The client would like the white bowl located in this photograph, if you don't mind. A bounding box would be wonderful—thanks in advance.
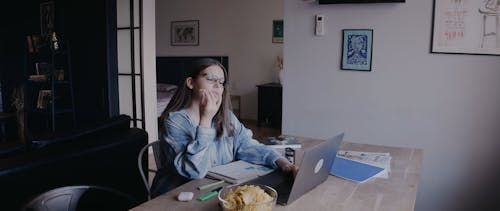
[218,184,277,211]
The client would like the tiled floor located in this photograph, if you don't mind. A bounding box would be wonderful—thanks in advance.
[148,119,280,183]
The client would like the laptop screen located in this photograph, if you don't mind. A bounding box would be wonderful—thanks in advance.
[286,133,344,204]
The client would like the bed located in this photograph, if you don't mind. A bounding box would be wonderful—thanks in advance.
[156,83,177,117]
[156,56,229,117]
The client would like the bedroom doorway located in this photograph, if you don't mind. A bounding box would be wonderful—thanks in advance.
[155,0,284,126]
[116,0,158,143]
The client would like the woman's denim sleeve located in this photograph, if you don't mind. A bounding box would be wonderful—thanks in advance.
[232,114,282,169]
[163,113,214,179]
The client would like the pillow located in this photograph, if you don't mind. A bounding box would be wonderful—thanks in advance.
[157,83,178,92]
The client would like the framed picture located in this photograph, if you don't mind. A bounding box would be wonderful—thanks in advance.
[37,90,52,109]
[171,20,199,46]
[40,1,55,37]
[35,62,52,75]
[272,20,284,43]
[341,29,373,71]
[432,0,500,55]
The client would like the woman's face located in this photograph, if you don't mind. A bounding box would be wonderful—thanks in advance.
[189,65,225,101]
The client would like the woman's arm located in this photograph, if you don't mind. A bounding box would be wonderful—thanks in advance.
[231,113,298,174]
[231,114,282,168]
[163,112,213,179]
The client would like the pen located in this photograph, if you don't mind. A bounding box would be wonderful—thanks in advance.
[197,180,225,190]
[198,187,223,202]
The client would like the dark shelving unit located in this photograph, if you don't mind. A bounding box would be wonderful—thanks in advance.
[23,40,76,137]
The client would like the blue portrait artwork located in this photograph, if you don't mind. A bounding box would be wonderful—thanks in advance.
[347,35,368,65]
[342,29,373,71]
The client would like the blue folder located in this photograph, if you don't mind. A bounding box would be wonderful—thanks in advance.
[330,157,384,183]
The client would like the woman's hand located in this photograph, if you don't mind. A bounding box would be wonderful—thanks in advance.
[275,158,298,178]
[199,89,221,127]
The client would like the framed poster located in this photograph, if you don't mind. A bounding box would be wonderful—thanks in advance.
[40,1,55,37]
[432,0,500,55]
[273,20,283,43]
[171,20,199,46]
[341,29,373,71]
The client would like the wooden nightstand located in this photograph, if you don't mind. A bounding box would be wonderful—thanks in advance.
[257,83,282,128]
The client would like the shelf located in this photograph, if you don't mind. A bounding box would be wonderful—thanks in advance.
[28,48,67,56]
[54,109,74,115]
[31,108,74,115]
[27,79,70,84]
[24,41,76,135]
[52,50,68,55]
[27,79,48,83]
[54,80,70,85]
[25,81,49,88]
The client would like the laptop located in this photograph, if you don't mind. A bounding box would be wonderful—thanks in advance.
[246,133,344,205]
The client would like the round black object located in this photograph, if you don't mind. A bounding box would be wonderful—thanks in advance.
[22,186,138,211]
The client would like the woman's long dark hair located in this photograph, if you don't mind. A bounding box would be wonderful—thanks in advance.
[159,58,232,137]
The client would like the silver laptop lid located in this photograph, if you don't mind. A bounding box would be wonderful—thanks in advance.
[286,133,344,204]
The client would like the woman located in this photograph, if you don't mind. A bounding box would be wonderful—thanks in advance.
[151,58,296,197]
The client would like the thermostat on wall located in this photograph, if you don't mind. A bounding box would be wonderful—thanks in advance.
[315,14,325,36]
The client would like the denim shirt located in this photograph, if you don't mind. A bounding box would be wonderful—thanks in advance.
[162,109,282,179]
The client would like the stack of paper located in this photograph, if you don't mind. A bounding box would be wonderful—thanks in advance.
[206,160,274,184]
[261,136,302,149]
[330,150,392,183]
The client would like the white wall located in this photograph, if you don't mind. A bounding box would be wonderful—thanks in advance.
[117,0,158,142]
[284,1,500,211]
[156,0,283,120]
[142,0,158,142]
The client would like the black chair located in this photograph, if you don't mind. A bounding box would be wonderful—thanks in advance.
[22,185,138,211]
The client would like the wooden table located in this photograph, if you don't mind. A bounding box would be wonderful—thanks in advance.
[131,138,423,211]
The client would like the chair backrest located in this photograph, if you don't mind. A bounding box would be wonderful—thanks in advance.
[137,140,162,200]
[21,185,137,211]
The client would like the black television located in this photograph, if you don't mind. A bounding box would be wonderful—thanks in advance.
[319,0,404,4]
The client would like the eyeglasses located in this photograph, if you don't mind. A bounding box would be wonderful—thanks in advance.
[201,73,226,87]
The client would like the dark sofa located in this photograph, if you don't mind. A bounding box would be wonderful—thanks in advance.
[0,115,148,210]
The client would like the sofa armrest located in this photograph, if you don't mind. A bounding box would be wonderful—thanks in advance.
[30,115,131,149]
[0,128,148,210]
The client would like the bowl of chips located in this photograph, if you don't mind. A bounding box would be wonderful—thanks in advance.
[218,184,277,211]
